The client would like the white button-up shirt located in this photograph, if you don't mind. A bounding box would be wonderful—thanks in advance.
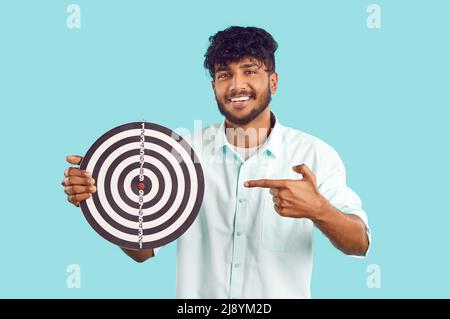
[168,115,369,298]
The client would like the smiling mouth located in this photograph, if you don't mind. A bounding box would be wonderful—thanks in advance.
[229,95,251,102]
[227,95,255,106]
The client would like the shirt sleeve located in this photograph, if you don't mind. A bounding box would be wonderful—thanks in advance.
[153,247,162,256]
[316,143,371,257]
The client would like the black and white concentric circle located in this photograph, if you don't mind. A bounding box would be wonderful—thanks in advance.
[79,122,204,249]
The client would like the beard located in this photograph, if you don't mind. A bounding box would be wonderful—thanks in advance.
[216,84,272,126]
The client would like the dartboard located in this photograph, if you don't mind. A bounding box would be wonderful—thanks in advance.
[79,122,204,250]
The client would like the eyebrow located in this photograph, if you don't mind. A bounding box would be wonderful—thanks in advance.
[215,65,230,72]
[239,63,260,69]
[215,63,260,73]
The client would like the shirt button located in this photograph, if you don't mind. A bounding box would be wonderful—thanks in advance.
[237,232,242,236]
[234,263,240,268]
[238,198,246,203]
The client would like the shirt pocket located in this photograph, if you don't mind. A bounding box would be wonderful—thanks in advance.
[260,195,313,252]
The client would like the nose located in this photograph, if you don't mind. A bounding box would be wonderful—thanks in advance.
[229,72,247,92]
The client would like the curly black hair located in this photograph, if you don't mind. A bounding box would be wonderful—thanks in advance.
[204,26,278,78]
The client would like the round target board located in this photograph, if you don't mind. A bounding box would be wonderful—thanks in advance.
[79,122,204,250]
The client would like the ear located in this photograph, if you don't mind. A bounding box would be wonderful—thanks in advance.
[269,72,278,94]
[211,80,215,90]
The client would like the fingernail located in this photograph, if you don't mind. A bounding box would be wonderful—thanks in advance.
[90,178,95,185]
[84,171,91,177]
[90,186,97,192]
[244,182,249,187]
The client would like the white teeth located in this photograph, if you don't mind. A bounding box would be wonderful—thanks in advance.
[231,96,250,102]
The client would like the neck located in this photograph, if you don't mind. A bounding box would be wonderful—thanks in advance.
[225,107,272,148]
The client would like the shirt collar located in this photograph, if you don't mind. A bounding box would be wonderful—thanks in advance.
[213,112,284,158]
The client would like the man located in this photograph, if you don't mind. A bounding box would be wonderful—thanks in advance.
[62,26,370,298]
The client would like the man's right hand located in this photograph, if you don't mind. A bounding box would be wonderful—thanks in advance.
[62,155,154,261]
[62,155,97,207]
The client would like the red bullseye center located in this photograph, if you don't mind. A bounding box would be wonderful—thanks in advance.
[138,182,145,190]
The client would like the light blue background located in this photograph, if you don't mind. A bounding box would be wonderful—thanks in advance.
[1,0,449,298]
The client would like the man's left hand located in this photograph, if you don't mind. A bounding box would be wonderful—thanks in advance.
[244,164,326,220]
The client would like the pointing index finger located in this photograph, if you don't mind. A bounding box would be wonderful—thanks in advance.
[244,179,287,189]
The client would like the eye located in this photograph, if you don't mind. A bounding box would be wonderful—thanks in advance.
[244,70,257,75]
[217,73,231,79]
